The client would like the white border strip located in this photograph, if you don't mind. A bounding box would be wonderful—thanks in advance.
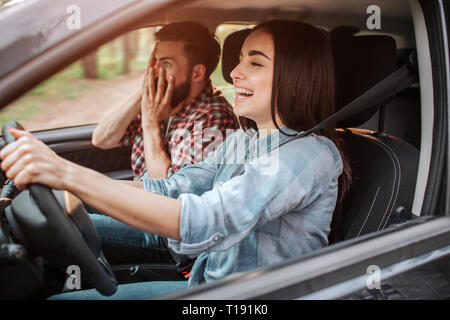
[409,0,435,216]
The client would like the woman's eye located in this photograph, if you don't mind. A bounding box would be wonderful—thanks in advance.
[163,62,171,68]
[251,62,262,67]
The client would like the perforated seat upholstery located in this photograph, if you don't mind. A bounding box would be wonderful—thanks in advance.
[337,129,418,240]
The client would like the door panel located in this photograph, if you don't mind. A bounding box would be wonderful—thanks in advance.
[0,124,133,182]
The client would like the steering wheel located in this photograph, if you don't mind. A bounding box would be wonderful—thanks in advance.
[1,121,117,296]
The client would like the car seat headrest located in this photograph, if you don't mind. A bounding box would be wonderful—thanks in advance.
[331,26,397,127]
[222,29,252,84]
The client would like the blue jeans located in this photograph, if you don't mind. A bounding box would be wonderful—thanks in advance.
[49,281,189,300]
[89,212,173,264]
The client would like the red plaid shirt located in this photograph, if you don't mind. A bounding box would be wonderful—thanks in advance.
[120,84,239,180]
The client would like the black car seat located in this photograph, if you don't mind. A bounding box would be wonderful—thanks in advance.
[221,27,420,243]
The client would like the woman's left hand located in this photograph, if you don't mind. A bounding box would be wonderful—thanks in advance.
[0,128,69,190]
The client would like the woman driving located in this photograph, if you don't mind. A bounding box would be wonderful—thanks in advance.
[0,20,351,299]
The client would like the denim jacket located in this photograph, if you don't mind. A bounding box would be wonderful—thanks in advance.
[142,127,343,287]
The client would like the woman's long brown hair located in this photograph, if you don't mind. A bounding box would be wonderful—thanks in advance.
[239,20,352,243]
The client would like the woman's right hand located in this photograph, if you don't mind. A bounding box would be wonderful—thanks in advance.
[0,128,71,190]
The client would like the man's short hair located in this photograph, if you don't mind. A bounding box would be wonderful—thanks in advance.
[155,21,221,78]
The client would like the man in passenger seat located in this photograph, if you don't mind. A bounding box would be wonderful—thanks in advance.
[90,21,239,265]
[92,21,238,181]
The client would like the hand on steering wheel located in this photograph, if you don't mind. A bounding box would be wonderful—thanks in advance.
[0,125,67,190]
[0,121,118,296]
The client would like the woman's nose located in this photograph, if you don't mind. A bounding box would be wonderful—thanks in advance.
[230,61,244,81]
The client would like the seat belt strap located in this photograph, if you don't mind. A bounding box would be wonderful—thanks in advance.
[291,51,419,141]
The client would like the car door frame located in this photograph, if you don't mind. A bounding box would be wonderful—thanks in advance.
[162,216,450,299]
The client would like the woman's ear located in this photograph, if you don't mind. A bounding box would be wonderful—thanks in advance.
[191,64,206,83]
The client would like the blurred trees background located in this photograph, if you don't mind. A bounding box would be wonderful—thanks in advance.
[81,29,149,79]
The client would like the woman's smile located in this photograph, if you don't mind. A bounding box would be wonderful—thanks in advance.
[234,86,254,102]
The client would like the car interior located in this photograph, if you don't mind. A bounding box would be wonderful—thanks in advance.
[0,0,440,299]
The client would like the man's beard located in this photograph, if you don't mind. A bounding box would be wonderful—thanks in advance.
[170,79,191,108]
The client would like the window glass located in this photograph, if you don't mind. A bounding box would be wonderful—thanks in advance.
[0,27,157,132]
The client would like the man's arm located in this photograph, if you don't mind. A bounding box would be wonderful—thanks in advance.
[91,87,141,149]
[142,122,172,179]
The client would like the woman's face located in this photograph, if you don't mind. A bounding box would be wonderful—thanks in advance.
[230,29,275,128]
